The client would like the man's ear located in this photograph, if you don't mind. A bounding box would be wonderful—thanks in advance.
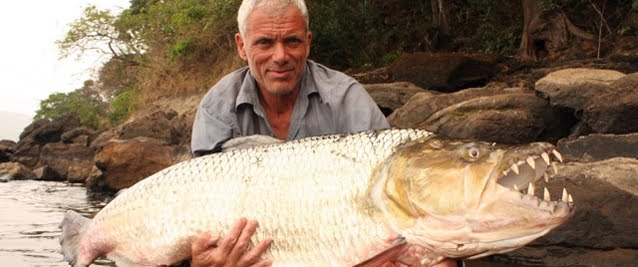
[235,33,247,60]
[306,31,313,57]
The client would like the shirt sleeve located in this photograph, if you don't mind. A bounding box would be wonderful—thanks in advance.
[338,82,390,132]
[190,104,234,157]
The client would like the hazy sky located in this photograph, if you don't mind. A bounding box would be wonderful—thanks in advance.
[0,0,130,117]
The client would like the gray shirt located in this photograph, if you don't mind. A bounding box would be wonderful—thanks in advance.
[191,60,389,156]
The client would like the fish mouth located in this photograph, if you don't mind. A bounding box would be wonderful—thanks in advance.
[495,148,574,212]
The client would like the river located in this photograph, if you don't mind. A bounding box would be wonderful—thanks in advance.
[0,180,113,266]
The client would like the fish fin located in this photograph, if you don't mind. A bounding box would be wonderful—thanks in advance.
[107,252,162,267]
[221,134,282,152]
[353,238,408,267]
[59,210,92,267]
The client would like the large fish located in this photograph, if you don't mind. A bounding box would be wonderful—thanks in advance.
[59,128,573,267]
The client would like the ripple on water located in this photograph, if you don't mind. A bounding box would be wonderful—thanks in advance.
[0,180,111,266]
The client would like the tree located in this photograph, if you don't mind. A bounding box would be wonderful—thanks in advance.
[35,80,107,129]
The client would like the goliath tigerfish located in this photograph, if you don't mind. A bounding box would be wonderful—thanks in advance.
[59,128,573,267]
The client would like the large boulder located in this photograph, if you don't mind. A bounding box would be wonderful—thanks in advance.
[584,72,638,134]
[489,158,638,266]
[388,52,498,92]
[558,133,638,162]
[0,162,36,180]
[117,109,180,145]
[389,87,571,144]
[535,68,625,113]
[0,140,16,163]
[92,137,185,191]
[363,82,430,116]
[38,142,94,182]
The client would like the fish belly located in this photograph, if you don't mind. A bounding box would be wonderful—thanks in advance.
[85,129,431,266]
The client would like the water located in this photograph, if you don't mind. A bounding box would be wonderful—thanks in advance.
[0,180,112,266]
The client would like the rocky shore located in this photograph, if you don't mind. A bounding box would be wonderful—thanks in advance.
[1,53,637,266]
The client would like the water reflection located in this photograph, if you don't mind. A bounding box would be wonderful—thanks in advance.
[0,180,112,266]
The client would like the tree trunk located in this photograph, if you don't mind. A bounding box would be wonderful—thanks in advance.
[431,0,452,49]
[519,0,540,60]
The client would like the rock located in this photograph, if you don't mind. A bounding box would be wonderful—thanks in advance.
[584,72,638,134]
[388,52,499,92]
[67,164,93,183]
[170,110,196,147]
[544,158,638,248]
[33,165,61,181]
[38,142,94,181]
[558,133,638,162]
[363,82,430,116]
[389,87,571,144]
[12,115,82,168]
[485,246,638,267]
[0,162,36,180]
[118,109,180,145]
[0,175,8,182]
[535,68,625,113]
[389,87,521,128]
[93,137,182,191]
[0,140,16,163]
[61,127,96,144]
[90,129,116,153]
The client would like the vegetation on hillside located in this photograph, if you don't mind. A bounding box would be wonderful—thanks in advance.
[35,0,638,129]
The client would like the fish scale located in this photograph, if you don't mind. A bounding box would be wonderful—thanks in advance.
[71,129,429,266]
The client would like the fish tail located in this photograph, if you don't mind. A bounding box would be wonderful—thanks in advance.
[59,210,91,267]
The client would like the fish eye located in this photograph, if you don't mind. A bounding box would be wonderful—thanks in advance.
[468,147,480,158]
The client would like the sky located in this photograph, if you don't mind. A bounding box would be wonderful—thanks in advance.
[0,1,130,140]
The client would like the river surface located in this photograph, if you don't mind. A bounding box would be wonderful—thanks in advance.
[0,180,113,266]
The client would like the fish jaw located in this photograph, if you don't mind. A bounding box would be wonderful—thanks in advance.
[370,137,575,262]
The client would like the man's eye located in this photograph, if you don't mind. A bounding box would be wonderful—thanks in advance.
[256,39,272,45]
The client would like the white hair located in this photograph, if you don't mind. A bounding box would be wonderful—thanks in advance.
[237,0,309,38]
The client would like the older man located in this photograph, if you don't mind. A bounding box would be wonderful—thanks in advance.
[190,0,457,266]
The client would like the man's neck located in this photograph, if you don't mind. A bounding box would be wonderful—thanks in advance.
[259,87,300,140]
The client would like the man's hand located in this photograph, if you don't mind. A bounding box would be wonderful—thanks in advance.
[191,218,273,267]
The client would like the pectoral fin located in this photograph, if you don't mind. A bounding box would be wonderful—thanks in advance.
[353,238,408,267]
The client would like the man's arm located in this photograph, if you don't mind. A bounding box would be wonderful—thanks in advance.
[338,82,390,132]
[191,104,235,157]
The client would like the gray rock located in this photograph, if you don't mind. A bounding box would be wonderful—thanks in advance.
[535,68,625,113]
[363,82,430,116]
[0,162,36,180]
[117,110,180,145]
[584,72,638,134]
[558,133,638,162]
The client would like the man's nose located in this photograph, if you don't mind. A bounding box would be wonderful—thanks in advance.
[272,42,288,64]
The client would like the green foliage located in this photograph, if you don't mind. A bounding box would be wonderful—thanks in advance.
[35,81,106,129]
[633,0,638,10]
[108,90,139,124]
[462,0,522,54]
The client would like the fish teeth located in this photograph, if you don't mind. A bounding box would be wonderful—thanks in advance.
[541,152,551,165]
[543,188,551,201]
[551,162,558,174]
[511,163,520,175]
[514,184,519,191]
[543,173,550,183]
[562,188,569,202]
[568,194,574,203]
[528,182,535,196]
[552,150,563,163]
[526,157,536,169]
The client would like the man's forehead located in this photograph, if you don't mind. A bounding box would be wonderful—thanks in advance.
[245,6,307,36]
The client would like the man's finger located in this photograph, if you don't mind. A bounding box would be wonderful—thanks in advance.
[227,219,259,264]
[241,238,273,265]
[217,217,248,255]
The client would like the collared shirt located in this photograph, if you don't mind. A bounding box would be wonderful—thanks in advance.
[191,60,389,156]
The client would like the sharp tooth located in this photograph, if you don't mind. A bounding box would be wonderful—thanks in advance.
[503,170,508,176]
[543,173,550,183]
[552,150,564,163]
[551,162,558,174]
[541,152,551,165]
[526,157,536,169]
[568,194,574,203]
[562,188,569,202]
[511,164,520,174]
[514,184,519,191]
[528,182,535,196]
[544,188,551,201]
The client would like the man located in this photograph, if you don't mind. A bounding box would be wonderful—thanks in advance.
[190,0,457,266]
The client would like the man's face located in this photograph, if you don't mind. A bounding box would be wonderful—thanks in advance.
[235,5,312,96]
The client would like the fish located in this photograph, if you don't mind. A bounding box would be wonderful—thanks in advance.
[59,128,573,267]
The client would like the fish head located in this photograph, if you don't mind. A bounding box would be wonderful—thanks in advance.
[377,136,573,260]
